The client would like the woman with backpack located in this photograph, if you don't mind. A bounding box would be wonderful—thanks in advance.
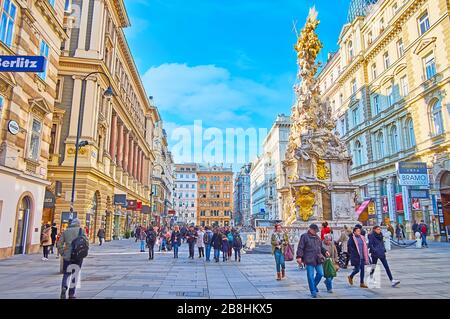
[171,225,182,258]
[227,229,234,259]
[40,224,52,261]
[211,228,223,262]
[233,230,243,262]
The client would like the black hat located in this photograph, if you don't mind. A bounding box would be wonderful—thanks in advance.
[309,224,319,232]
[355,224,363,229]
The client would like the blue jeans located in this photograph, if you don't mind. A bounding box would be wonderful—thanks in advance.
[205,244,212,261]
[173,243,179,258]
[350,259,366,284]
[214,248,220,261]
[140,240,145,251]
[274,248,285,272]
[306,264,324,295]
[234,248,241,260]
[324,277,333,291]
[422,234,428,247]
[61,259,83,297]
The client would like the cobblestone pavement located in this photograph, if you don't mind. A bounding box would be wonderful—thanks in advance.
[0,239,449,299]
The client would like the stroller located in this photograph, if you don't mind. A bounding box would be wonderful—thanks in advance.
[336,241,348,269]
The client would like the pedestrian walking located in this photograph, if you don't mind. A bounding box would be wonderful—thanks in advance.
[368,225,400,287]
[139,227,147,252]
[419,220,429,248]
[211,228,222,262]
[40,224,52,261]
[347,226,370,288]
[338,226,350,268]
[97,227,105,246]
[204,226,213,262]
[146,227,157,260]
[271,224,289,281]
[57,218,89,299]
[197,227,205,258]
[395,224,405,244]
[322,234,339,293]
[222,231,229,262]
[181,226,187,243]
[50,223,58,255]
[412,220,419,236]
[171,225,182,258]
[186,225,197,259]
[233,230,243,262]
[135,225,141,243]
[320,221,332,240]
[296,224,328,298]
[227,229,234,258]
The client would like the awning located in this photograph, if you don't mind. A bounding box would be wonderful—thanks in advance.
[355,200,371,216]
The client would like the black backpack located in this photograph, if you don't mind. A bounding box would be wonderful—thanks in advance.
[146,231,156,243]
[70,228,89,262]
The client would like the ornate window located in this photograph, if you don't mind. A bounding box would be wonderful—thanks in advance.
[397,39,404,57]
[0,0,16,47]
[376,132,385,159]
[418,11,430,35]
[354,140,363,166]
[383,52,390,69]
[348,41,354,61]
[28,118,43,161]
[390,125,399,154]
[431,99,444,135]
[38,40,50,80]
[373,94,380,115]
[424,53,436,80]
[371,63,377,80]
[405,118,415,148]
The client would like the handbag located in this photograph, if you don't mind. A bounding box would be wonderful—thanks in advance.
[284,244,294,261]
[323,258,337,278]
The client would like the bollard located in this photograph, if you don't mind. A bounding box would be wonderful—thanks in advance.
[383,230,391,251]
[59,255,64,274]
[415,232,422,248]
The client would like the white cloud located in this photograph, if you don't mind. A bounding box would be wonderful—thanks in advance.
[142,63,292,128]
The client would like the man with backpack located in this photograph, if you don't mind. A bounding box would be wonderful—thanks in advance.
[204,226,213,262]
[186,225,198,259]
[419,220,429,248]
[146,226,157,260]
[227,229,234,259]
[233,230,243,262]
[57,218,89,299]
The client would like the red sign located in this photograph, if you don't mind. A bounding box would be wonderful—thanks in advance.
[168,210,176,215]
[136,201,142,211]
[395,194,403,211]
[127,200,136,210]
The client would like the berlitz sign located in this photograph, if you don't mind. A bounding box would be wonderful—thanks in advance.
[0,56,46,72]
[396,162,429,187]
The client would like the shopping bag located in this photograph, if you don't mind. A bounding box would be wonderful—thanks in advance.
[284,244,294,261]
[323,258,337,278]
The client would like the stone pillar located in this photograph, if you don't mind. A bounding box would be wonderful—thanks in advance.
[109,113,117,162]
[133,143,139,179]
[136,149,141,183]
[68,77,83,138]
[387,176,396,223]
[117,122,124,168]
[123,130,129,174]
[140,152,145,183]
[129,139,135,179]
[128,137,133,174]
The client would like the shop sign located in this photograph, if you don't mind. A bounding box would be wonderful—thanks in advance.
[127,200,137,210]
[382,196,389,213]
[368,201,375,215]
[0,55,46,72]
[396,162,429,186]
[113,194,127,206]
[142,205,150,214]
[136,201,142,211]
[43,190,55,208]
[409,189,430,199]
[61,212,77,224]
[395,194,403,211]
[7,120,20,135]
[412,198,421,210]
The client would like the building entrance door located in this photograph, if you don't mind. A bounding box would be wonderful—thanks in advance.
[15,197,31,255]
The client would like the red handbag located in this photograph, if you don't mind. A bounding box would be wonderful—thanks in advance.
[284,244,294,261]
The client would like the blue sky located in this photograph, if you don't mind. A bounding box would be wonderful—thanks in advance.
[123,0,349,166]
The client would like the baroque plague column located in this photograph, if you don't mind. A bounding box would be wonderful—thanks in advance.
[280,8,358,228]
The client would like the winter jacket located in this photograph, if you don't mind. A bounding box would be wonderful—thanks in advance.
[196,231,205,248]
[233,233,243,249]
[322,241,339,264]
[211,232,223,249]
[146,230,157,244]
[222,236,229,251]
[171,231,182,246]
[139,230,147,241]
[51,226,58,242]
[41,227,52,246]
[57,220,89,261]
[204,230,213,245]
[296,231,327,266]
[338,230,350,253]
[368,232,386,259]
[97,229,105,238]
[348,234,370,266]
[271,231,289,255]
[186,230,197,243]
[320,226,331,240]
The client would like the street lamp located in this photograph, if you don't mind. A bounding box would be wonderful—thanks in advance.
[70,71,114,215]
[149,163,165,226]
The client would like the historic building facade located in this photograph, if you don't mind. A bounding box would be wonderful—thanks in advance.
[233,163,251,226]
[0,0,66,258]
[197,164,233,227]
[317,0,450,239]
[47,0,158,242]
[250,114,291,224]
[174,163,198,225]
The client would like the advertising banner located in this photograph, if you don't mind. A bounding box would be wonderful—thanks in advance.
[396,162,429,186]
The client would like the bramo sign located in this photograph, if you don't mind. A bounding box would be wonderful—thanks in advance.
[396,162,429,187]
[0,56,46,73]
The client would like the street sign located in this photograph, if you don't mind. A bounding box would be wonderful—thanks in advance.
[409,189,430,199]
[396,162,429,186]
[0,55,46,72]
[7,120,20,135]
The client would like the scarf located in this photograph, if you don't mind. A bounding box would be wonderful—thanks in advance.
[354,235,369,264]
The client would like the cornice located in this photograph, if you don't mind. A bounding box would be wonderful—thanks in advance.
[34,0,68,41]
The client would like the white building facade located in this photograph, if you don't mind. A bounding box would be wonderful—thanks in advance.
[174,164,198,225]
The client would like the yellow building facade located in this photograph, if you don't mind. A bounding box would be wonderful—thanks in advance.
[47,0,158,242]
[197,165,233,227]
[317,0,450,239]
[0,0,66,258]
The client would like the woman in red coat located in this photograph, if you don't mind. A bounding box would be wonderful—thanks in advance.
[320,222,331,240]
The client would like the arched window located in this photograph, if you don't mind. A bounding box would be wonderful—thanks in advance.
[376,132,385,159]
[354,140,362,166]
[405,118,416,148]
[390,125,399,153]
[431,100,444,135]
[348,41,354,60]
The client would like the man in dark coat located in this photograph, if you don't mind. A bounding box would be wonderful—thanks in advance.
[185,226,198,259]
[146,227,157,260]
[211,228,223,262]
[368,226,400,287]
[50,223,58,254]
[296,224,329,298]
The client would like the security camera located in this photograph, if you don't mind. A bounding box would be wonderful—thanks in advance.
[78,141,89,148]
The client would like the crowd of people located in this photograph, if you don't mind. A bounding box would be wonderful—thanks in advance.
[132,224,244,262]
[271,222,402,298]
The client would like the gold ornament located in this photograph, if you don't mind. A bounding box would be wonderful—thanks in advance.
[295,186,315,221]
[316,159,329,180]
